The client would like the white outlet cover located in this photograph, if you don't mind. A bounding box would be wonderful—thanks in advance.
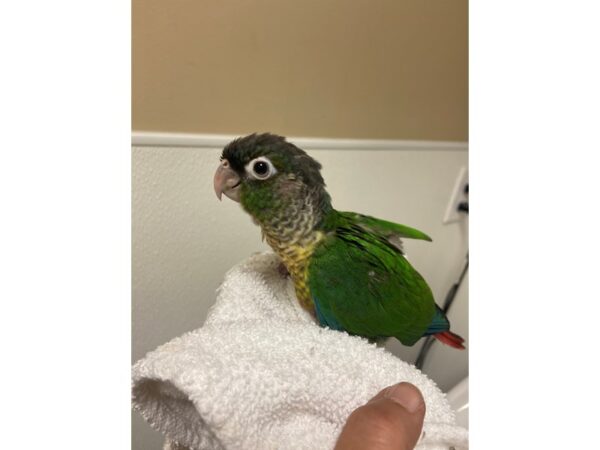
[443,167,468,224]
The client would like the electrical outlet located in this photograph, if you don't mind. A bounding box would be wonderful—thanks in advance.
[443,167,468,224]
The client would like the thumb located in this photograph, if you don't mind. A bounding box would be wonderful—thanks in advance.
[335,382,426,450]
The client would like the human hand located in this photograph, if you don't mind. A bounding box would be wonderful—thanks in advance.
[335,382,425,450]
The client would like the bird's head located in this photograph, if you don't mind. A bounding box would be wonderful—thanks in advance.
[214,133,331,228]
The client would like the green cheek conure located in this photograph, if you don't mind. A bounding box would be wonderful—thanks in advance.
[213,133,465,349]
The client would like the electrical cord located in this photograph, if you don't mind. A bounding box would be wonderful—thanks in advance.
[414,253,468,370]
[415,186,468,370]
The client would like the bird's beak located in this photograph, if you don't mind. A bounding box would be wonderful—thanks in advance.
[214,159,241,202]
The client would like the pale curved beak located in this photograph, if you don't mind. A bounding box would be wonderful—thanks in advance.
[214,159,241,202]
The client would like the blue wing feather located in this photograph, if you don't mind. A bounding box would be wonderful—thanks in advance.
[424,307,450,335]
[313,295,345,331]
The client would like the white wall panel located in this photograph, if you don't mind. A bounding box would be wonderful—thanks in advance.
[132,136,468,449]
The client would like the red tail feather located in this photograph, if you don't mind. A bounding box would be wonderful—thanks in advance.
[434,331,465,349]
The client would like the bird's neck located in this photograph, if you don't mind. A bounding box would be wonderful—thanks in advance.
[259,186,332,246]
[261,201,329,255]
[259,189,332,308]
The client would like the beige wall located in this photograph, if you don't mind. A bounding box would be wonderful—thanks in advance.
[133,0,467,141]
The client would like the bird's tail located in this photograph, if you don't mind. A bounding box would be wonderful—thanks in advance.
[434,330,466,349]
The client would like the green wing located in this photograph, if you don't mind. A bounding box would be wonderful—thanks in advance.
[338,211,432,243]
[308,213,436,346]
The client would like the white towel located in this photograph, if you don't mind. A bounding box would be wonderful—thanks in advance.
[132,252,468,450]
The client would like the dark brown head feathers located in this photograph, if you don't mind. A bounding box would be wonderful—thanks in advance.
[221,133,325,187]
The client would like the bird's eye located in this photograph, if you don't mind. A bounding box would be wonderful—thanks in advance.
[246,157,276,180]
[254,161,268,176]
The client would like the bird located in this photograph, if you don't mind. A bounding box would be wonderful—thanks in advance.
[213,133,464,349]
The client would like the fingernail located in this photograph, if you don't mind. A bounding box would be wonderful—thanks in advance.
[383,382,425,414]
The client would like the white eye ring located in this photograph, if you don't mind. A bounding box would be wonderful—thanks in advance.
[246,157,277,180]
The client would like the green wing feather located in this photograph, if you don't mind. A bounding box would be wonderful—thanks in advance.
[308,212,436,346]
[338,211,432,242]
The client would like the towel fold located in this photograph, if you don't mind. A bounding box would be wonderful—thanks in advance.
[132,252,468,450]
